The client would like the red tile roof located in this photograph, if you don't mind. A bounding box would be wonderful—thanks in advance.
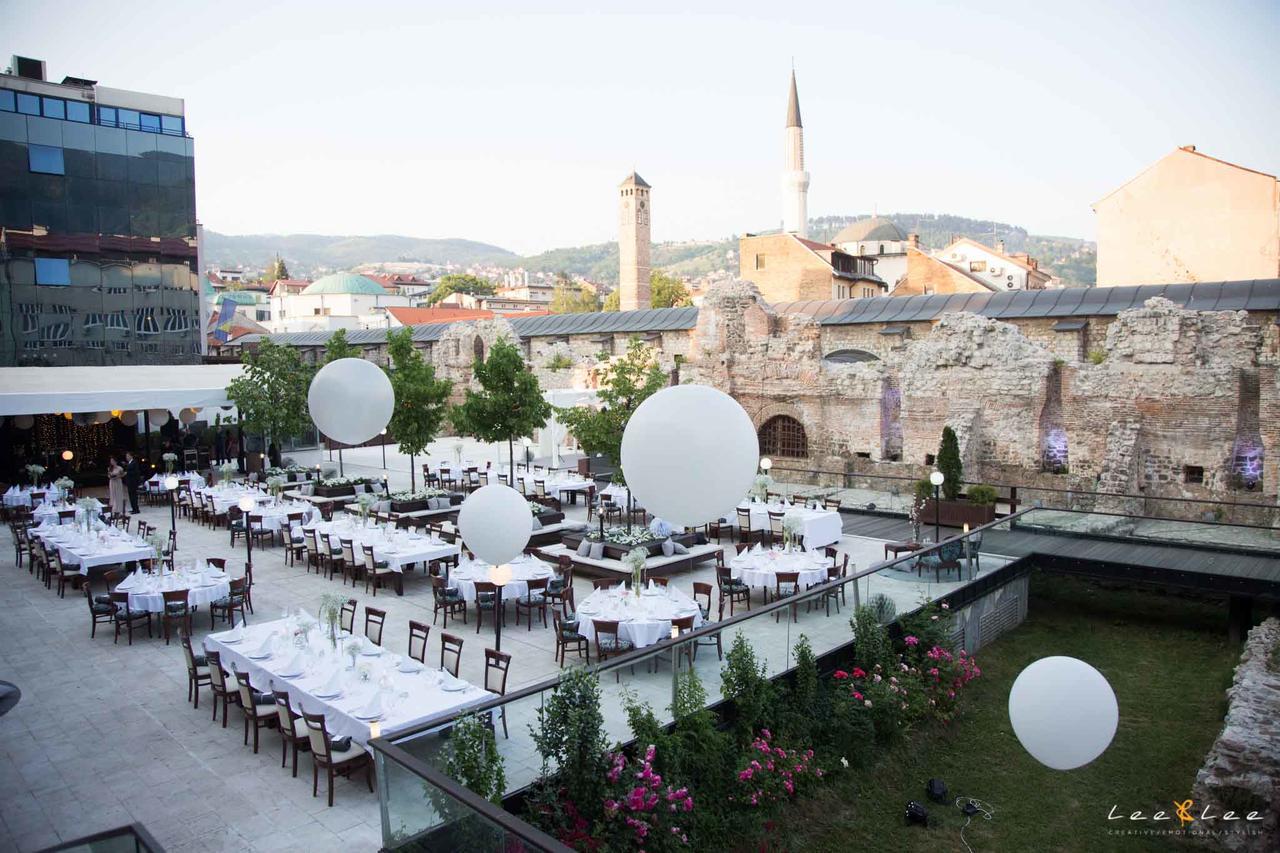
[385,306,553,326]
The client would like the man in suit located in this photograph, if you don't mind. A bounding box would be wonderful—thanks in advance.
[124,451,142,514]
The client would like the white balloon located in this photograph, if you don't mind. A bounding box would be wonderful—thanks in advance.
[73,412,94,426]
[456,484,532,566]
[13,414,34,429]
[119,411,138,427]
[93,411,113,424]
[307,358,394,446]
[179,408,198,425]
[1009,656,1118,770]
[147,409,170,427]
[620,384,759,527]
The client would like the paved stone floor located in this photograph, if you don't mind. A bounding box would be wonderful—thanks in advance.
[0,453,1008,851]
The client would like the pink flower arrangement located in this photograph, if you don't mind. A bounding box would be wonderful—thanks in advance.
[904,635,919,646]
[730,731,823,809]
[597,745,692,849]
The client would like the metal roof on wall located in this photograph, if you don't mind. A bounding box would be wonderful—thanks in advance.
[234,281,1280,347]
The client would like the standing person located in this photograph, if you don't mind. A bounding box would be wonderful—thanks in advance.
[106,456,127,518]
[124,451,142,514]
[226,433,240,471]
[268,441,281,469]
[214,429,226,465]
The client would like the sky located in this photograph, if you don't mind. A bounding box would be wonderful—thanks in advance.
[6,0,1279,255]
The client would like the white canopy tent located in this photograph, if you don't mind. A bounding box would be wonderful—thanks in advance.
[0,365,245,417]
[540,388,599,468]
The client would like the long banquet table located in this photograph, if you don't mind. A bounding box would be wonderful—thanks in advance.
[31,523,155,574]
[575,584,704,649]
[205,617,490,747]
[304,519,460,573]
[736,501,842,550]
[448,553,556,602]
[113,563,231,612]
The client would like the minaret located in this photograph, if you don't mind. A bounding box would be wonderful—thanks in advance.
[781,70,810,237]
[618,172,651,311]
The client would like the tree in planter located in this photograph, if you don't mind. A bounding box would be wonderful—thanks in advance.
[529,667,610,839]
[557,337,666,523]
[225,339,311,469]
[442,713,505,802]
[720,634,775,748]
[385,327,452,491]
[322,327,358,364]
[936,426,963,500]
[450,338,552,476]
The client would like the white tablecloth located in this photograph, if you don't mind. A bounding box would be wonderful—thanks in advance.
[201,486,273,514]
[576,585,704,649]
[518,475,593,501]
[249,501,319,532]
[4,486,64,508]
[33,525,155,574]
[114,565,230,613]
[147,473,207,491]
[33,500,102,526]
[730,547,831,591]
[305,520,459,573]
[205,617,490,747]
[448,554,555,602]
[737,502,842,550]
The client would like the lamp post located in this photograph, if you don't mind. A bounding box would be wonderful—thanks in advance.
[238,494,256,571]
[490,563,512,653]
[165,475,180,548]
[929,470,945,544]
[759,457,773,503]
[380,430,387,469]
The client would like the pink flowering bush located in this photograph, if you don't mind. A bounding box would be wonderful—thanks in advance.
[597,745,693,850]
[917,644,981,720]
[729,729,824,809]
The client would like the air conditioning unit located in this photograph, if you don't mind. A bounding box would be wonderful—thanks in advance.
[989,266,1002,275]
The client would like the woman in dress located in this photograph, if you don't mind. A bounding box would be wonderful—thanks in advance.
[106,456,127,518]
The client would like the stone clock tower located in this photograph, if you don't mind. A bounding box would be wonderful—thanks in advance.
[618,172,651,311]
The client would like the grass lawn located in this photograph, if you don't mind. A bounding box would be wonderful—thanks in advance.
[777,572,1239,852]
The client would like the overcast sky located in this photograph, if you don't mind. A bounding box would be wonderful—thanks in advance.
[7,0,1279,254]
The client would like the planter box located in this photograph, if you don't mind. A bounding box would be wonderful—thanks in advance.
[560,531,696,561]
[921,498,996,529]
[313,484,357,498]
[532,510,565,526]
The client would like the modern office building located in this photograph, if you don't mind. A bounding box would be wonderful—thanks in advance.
[0,54,200,366]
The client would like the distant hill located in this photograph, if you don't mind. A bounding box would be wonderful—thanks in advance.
[204,212,1095,287]
[202,231,515,276]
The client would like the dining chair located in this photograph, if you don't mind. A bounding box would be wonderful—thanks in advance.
[824,497,842,511]
[228,507,247,547]
[825,546,850,607]
[766,511,786,546]
[483,648,512,738]
[48,549,78,598]
[363,545,399,596]
[715,565,750,618]
[736,507,759,545]
[473,581,507,635]
[109,591,152,645]
[303,711,372,807]
[161,588,192,645]
[340,539,362,587]
[205,650,238,728]
[234,671,278,754]
[553,610,590,668]
[84,582,115,639]
[440,632,464,677]
[592,578,618,591]
[179,632,211,708]
[515,577,549,631]
[364,606,386,646]
[432,576,466,627]
[205,557,227,572]
[408,620,430,664]
[546,558,575,616]
[339,598,357,634]
[773,571,801,623]
[302,529,323,575]
[669,614,697,670]
[284,513,306,565]
[273,690,310,778]
[592,619,635,682]
[649,577,669,588]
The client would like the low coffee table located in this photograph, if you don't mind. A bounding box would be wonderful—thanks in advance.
[884,541,922,561]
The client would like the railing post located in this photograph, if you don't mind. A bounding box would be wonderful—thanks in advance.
[1008,486,1018,514]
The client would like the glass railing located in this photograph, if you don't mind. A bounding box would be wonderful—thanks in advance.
[1009,507,1280,556]
[39,823,163,852]
[372,516,1022,849]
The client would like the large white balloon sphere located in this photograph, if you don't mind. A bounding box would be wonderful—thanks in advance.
[620,384,759,528]
[456,484,533,567]
[93,411,113,424]
[147,409,170,427]
[14,414,34,429]
[1009,656,1118,770]
[73,412,94,427]
[179,408,198,425]
[308,358,394,446]
[119,411,138,427]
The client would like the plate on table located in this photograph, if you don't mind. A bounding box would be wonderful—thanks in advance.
[360,648,383,657]
[397,660,423,674]
[246,650,273,660]
[354,711,383,722]
[440,680,468,693]
[314,688,343,700]
[277,668,304,679]
[219,635,244,645]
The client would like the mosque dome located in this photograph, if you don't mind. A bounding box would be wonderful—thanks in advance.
[301,272,385,296]
[832,217,907,245]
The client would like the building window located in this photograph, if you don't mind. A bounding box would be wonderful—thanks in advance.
[98,106,117,126]
[473,336,485,362]
[34,258,71,286]
[28,144,65,175]
[969,260,987,273]
[1184,465,1204,485]
[139,113,161,132]
[17,92,40,115]
[161,115,183,135]
[758,415,808,459]
[878,244,885,254]
[755,254,766,270]
[66,100,90,123]
[41,97,65,120]
[924,453,936,466]
[0,90,14,112]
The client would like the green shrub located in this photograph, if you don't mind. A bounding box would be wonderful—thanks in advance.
[1088,349,1106,365]
[721,634,775,747]
[530,667,609,817]
[913,478,934,504]
[545,353,573,371]
[936,426,963,499]
[442,713,505,803]
[868,593,897,623]
[849,605,895,673]
[967,484,998,505]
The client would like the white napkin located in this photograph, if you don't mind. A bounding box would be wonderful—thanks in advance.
[359,693,384,719]
[318,669,345,696]
[223,621,245,643]
[363,636,378,654]
[280,652,305,676]
[251,636,274,657]
[752,542,764,554]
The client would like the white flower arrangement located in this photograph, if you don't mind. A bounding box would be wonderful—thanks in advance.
[622,547,648,588]
[219,461,239,480]
[266,475,286,495]
[53,477,75,491]
[389,488,449,502]
[356,492,379,521]
[319,476,375,488]
[752,473,773,500]
[782,512,804,547]
[266,465,311,477]
[76,497,99,513]
[528,500,550,515]
[591,527,652,546]
[161,452,178,473]
[25,464,45,485]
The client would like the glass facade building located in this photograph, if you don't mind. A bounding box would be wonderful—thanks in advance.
[0,68,199,366]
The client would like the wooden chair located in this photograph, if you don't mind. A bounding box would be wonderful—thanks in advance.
[483,648,512,738]
[161,588,192,645]
[553,610,590,668]
[228,507,247,547]
[592,578,618,591]
[736,507,760,545]
[473,581,507,635]
[669,614,697,670]
[432,576,466,627]
[824,546,850,608]
[824,497,841,511]
[715,565,750,618]
[363,544,400,596]
[84,582,115,639]
[341,538,364,587]
[545,558,575,616]
[773,571,800,623]
[284,513,306,565]
[109,591,151,645]
[180,632,211,708]
[209,577,247,629]
[766,511,786,546]
[12,522,31,569]
[440,632,463,677]
[592,619,635,681]
[206,650,238,727]
[303,711,373,807]
[340,598,357,634]
[649,577,669,588]
[48,549,79,598]
[302,529,323,575]
[235,670,278,754]
[273,690,310,778]
[205,557,227,572]
[364,606,386,646]
[408,620,430,664]
[690,582,724,660]
[515,577,549,631]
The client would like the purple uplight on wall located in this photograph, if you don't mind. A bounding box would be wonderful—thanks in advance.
[1042,427,1069,473]
[1231,437,1263,488]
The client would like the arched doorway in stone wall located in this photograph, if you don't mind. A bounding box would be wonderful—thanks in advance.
[758,414,809,460]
